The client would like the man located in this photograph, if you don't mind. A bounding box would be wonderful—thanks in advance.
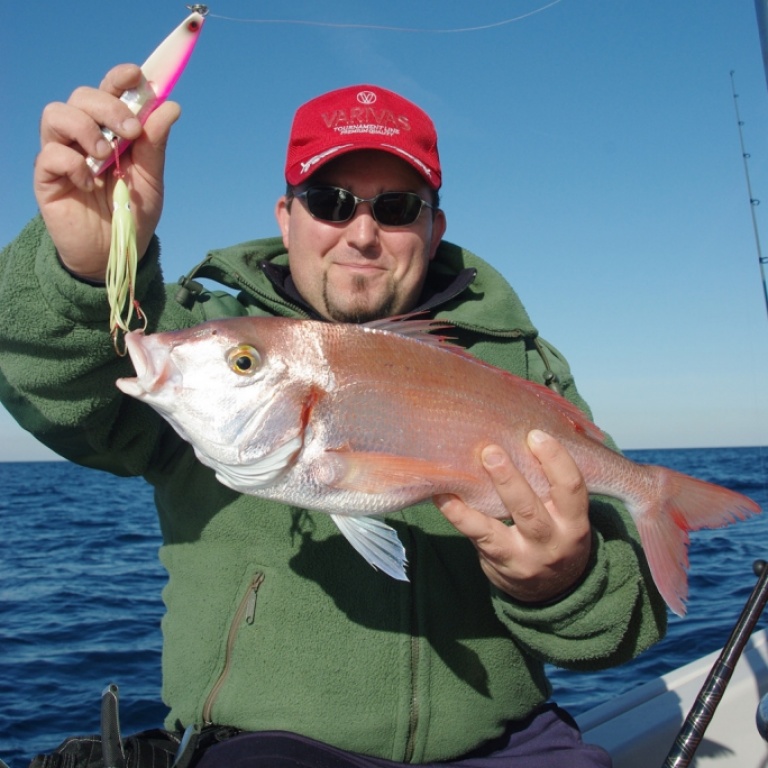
[0,65,666,767]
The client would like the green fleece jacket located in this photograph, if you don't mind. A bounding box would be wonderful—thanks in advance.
[0,217,667,763]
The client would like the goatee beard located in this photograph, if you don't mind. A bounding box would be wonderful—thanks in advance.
[323,275,397,324]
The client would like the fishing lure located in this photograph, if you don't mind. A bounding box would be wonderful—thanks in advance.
[88,7,208,176]
[96,6,207,353]
[106,152,144,353]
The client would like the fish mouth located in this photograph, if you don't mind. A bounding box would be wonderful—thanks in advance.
[115,331,176,399]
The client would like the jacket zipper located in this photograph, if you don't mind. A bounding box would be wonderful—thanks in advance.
[237,267,309,318]
[403,537,420,762]
[202,571,265,725]
[404,635,420,762]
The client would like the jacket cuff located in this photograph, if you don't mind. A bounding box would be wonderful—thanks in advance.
[490,528,638,633]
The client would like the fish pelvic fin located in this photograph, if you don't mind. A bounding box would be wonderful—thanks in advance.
[633,466,761,617]
[331,514,409,581]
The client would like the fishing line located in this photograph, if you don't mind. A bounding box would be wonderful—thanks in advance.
[196,0,564,33]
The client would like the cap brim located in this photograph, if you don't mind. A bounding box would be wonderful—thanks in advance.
[286,141,441,190]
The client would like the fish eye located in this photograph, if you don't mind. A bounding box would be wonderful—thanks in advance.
[227,345,261,376]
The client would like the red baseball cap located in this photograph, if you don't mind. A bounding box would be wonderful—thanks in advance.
[285,84,442,190]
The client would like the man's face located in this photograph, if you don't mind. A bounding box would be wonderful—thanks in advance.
[275,150,447,323]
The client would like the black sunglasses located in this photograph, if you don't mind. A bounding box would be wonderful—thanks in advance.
[293,185,435,227]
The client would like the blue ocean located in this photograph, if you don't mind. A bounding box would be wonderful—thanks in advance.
[1,447,767,767]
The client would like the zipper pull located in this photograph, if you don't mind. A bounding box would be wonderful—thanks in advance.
[245,573,265,625]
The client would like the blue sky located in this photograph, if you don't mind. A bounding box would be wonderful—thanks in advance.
[2,0,767,459]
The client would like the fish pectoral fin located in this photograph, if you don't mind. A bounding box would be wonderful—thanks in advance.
[209,433,304,494]
[331,514,408,581]
[326,450,471,495]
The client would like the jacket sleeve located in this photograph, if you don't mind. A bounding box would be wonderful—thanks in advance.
[489,335,668,670]
[492,501,668,670]
[0,216,204,475]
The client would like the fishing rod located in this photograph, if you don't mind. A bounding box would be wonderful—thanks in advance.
[729,71,768,322]
[662,559,768,768]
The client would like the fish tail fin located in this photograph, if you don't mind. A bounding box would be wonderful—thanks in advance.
[632,466,761,617]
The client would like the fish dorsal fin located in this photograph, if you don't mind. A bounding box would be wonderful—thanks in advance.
[330,514,409,581]
[362,314,480,362]
[362,314,455,345]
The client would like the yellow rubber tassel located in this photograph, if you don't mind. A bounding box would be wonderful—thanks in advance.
[106,176,146,355]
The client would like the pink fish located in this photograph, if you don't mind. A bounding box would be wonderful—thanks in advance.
[116,317,760,616]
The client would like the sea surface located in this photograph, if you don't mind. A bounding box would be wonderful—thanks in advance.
[1,447,767,767]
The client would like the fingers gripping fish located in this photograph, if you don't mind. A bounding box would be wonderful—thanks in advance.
[115,317,761,616]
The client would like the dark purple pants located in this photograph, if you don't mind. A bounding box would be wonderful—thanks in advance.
[194,704,612,767]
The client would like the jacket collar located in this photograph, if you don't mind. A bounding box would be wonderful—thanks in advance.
[187,236,538,338]
[258,260,477,321]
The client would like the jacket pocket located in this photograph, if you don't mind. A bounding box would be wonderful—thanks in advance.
[201,571,265,724]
